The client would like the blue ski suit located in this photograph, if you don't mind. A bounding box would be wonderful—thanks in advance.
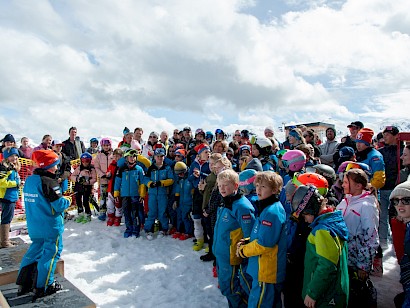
[19,168,70,290]
[114,161,146,236]
[238,195,287,308]
[213,193,256,308]
[144,163,174,232]
[174,174,194,234]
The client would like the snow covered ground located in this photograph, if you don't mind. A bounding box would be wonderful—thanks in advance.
[17,216,403,308]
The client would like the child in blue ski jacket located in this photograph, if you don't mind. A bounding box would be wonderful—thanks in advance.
[237,171,287,308]
[0,147,21,248]
[144,147,174,240]
[16,150,70,298]
[213,169,256,308]
[114,149,147,238]
[172,161,194,240]
[188,143,211,251]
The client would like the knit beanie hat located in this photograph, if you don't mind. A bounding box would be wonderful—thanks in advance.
[194,143,210,155]
[3,147,19,159]
[32,150,60,169]
[356,128,374,146]
[1,134,16,143]
[390,181,410,200]
[326,127,336,135]
[239,169,257,194]
[175,149,187,158]
[123,127,130,136]
[245,158,263,172]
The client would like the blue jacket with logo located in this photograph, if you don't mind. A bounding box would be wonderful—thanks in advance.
[174,175,194,207]
[238,195,287,284]
[357,147,386,189]
[114,162,146,198]
[213,193,256,265]
[144,163,174,196]
[23,169,70,238]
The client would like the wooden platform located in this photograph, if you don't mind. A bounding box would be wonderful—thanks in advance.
[0,274,96,307]
[0,241,64,286]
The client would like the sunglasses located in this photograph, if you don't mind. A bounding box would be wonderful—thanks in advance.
[391,197,410,206]
[149,136,158,139]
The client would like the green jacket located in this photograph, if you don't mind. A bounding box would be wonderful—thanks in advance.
[303,210,349,307]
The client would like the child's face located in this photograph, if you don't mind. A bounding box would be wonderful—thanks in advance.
[91,142,98,148]
[7,154,18,164]
[251,145,259,157]
[155,155,164,165]
[199,149,210,161]
[53,145,62,153]
[174,155,183,162]
[342,175,363,195]
[126,156,136,164]
[241,149,250,157]
[114,154,122,161]
[255,180,274,201]
[213,161,226,175]
[48,165,58,174]
[218,179,238,197]
[393,196,410,220]
[102,144,111,151]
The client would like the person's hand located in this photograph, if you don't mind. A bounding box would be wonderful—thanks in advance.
[304,295,316,308]
[203,209,209,218]
[357,269,369,281]
[57,178,62,183]
[172,201,178,210]
[139,197,144,203]
[198,178,206,190]
[193,168,200,178]
[106,171,111,178]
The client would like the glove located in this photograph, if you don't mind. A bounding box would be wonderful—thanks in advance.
[150,181,161,188]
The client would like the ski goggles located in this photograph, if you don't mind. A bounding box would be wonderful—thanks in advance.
[391,197,410,207]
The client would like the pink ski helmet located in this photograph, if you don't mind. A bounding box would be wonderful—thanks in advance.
[100,138,112,147]
[282,150,306,172]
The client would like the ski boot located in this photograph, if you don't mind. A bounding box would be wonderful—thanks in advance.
[172,232,181,239]
[106,213,115,226]
[179,233,191,241]
[146,232,154,241]
[33,281,63,300]
[193,239,204,251]
[75,213,85,223]
[114,216,121,226]
[82,214,91,223]
[157,231,165,239]
[200,252,215,262]
[98,212,107,221]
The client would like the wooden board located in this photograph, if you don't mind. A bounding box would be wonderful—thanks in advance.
[0,274,95,307]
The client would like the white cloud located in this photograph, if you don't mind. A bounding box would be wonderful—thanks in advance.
[0,0,408,143]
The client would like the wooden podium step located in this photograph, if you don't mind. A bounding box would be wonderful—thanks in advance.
[0,241,64,286]
[0,274,96,307]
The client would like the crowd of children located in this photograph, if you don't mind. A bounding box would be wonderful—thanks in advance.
[1,122,409,306]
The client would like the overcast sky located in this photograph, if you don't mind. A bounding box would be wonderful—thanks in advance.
[0,0,409,145]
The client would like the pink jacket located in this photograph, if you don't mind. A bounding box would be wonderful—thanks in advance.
[93,150,114,185]
[70,165,97,186]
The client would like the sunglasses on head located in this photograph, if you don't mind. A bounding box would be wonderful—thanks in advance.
[391,197,410,206]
